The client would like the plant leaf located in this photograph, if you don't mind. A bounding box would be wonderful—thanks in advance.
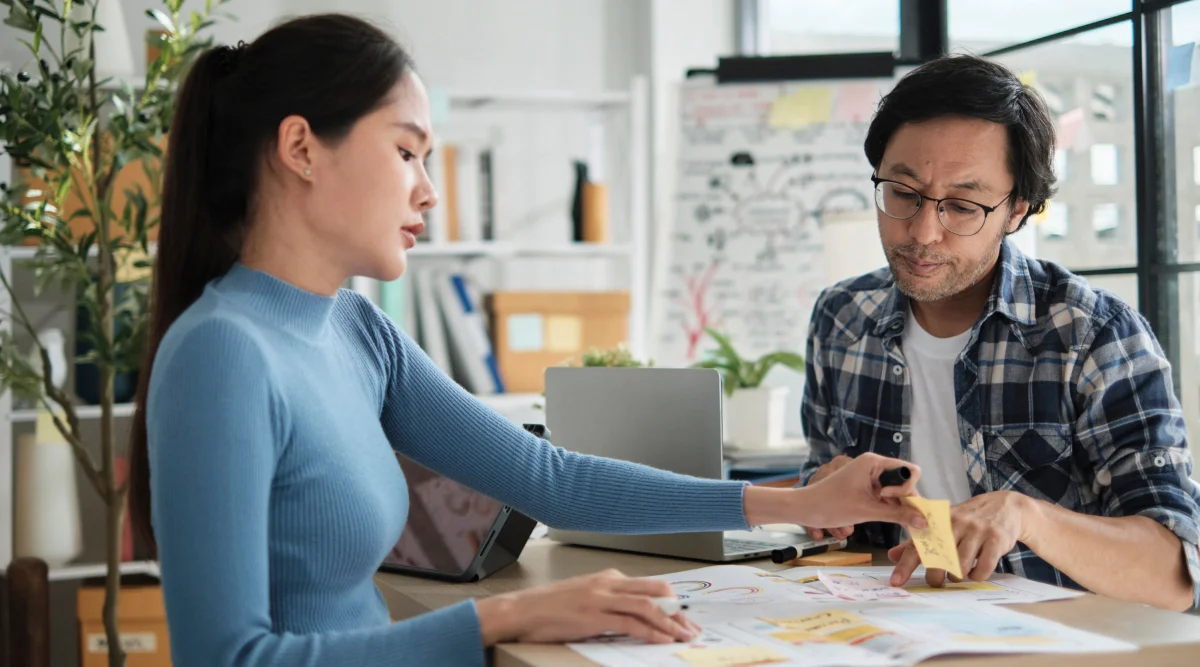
[753,351,806,385]
[146,8,176,33]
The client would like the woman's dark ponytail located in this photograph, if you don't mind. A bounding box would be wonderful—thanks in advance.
[128,15,413,556]
[127,45,244,557]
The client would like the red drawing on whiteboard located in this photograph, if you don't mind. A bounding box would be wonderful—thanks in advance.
[677,261,722,361]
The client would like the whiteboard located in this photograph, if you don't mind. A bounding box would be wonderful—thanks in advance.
[650,78,894,436]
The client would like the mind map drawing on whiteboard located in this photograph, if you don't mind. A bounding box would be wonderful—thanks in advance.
[654,81,878,370]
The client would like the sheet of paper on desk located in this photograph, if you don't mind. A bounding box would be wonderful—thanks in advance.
[817,571,911,601]
[778,567,1085,605]
[568,597,1134,667]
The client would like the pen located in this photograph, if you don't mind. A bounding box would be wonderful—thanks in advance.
[652,597,689,616]
[878,465,911,488]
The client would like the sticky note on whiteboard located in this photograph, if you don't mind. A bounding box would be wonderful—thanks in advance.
[768,88,832,128]
[901,496,963,579]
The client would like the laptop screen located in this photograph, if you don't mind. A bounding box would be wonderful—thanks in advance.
[382,453,503,575]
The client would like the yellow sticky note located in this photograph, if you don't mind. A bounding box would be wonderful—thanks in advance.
[760,610,863,633]
[770,631,829,644]
[1018,70,1037,87]
[902,496,963,579]
[676,645,790,667]
[827,624,889,643]
[545,315,582,353]
[907,581,1003,594]
[768,88,833,128]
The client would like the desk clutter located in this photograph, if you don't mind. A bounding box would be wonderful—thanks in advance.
[568,564,1125,667]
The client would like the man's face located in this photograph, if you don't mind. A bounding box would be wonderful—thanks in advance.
[876,115,1030,303]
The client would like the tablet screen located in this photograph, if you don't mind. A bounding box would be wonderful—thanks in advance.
[383,453,503,575]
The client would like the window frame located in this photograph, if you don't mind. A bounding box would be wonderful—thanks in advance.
[741,0,1197,395]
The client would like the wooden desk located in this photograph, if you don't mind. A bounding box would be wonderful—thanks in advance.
[375,539,1200,666]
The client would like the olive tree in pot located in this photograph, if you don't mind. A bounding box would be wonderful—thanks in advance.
[691,327,805,449]
[0,1,228,664]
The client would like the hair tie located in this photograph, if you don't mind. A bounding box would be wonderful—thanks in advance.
[217,40,247,76]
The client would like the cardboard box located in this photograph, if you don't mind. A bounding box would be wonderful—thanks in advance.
[77,584,171,667]
[487,291,630,392]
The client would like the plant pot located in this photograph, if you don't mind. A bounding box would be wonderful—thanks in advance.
[14,430,83,568]
[723,385,789,449]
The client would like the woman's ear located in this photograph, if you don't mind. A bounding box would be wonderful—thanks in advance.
[275,114,316,181]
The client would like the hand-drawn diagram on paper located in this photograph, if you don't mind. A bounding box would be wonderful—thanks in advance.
[654,82,878,369]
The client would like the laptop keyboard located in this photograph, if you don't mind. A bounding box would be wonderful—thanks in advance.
[724,538,781,554]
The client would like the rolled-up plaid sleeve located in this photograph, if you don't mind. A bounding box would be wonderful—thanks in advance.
[800,294,840,487]
[1074,306,1200,610]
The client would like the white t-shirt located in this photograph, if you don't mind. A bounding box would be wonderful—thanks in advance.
[901,308,974,506]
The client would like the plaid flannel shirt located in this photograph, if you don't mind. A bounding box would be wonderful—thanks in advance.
[800,240,1200,609]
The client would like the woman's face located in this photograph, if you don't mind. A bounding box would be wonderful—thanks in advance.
[304,69,437,283]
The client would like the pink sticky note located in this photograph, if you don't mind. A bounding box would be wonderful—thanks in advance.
[833,84,879,123]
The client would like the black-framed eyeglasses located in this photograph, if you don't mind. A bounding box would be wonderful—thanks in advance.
[871,175,1012,237]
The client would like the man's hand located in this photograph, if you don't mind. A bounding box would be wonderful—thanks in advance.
[803,455,854,540]
[888,491,1034,587]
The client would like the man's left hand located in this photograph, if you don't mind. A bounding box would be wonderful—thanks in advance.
[887,490,1036,587]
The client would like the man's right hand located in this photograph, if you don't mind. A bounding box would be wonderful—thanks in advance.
[803,455,855,540]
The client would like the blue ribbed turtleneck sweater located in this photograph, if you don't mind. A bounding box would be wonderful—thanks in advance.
[146,263,751,667]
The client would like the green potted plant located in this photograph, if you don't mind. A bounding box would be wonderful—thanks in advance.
[570,343,653,369]
[532,343,652,409]
[0,2,228,664]
[691,327,805,449]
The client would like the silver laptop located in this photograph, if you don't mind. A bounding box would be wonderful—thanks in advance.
[544,366,843,562]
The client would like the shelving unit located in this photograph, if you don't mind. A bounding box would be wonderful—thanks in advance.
[0,78,649,571]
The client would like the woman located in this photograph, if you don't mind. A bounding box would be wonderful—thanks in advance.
[127,13,926,667]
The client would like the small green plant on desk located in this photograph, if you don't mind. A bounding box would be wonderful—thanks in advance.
[691,327,805,448]
[691,327,805,396]
[532,344,652,409]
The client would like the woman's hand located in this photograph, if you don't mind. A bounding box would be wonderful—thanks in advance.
[476,569,700,646]
[744,453,926,531]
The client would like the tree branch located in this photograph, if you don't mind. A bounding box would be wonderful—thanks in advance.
[38,396,106,501]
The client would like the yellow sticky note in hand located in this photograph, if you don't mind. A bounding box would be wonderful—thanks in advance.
[901,496,963,579]
[676,645,789,667]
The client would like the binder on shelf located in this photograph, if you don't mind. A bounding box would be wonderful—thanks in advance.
[436,272,505,395]
[413,268,452,374]
[455,141,483,242]
[426,144,459,243]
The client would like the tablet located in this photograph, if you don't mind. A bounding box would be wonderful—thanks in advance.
[378,425,543,582]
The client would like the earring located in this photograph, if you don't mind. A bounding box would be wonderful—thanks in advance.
[304,168,312,176]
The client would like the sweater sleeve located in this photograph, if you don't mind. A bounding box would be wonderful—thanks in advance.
[373,312,750,533]
[148,318,486,667]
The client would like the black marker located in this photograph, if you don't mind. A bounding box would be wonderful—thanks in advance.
[770,542,835,564]
[878,466,911,488]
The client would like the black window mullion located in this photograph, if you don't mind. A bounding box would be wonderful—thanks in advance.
[1133,1,1181,394]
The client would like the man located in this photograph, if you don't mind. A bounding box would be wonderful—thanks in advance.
[799,54,1200,611]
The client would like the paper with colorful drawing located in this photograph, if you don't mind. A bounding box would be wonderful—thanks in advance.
[780,567,1084,605]
[567,565,1112,667]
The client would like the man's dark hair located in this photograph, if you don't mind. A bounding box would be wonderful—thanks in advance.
[864,54,1058,233]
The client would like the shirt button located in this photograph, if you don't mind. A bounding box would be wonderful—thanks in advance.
[1095,469,1112,486]
[892,432,904,443]
[892,365,903,376]
[1154,455,1167,467]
